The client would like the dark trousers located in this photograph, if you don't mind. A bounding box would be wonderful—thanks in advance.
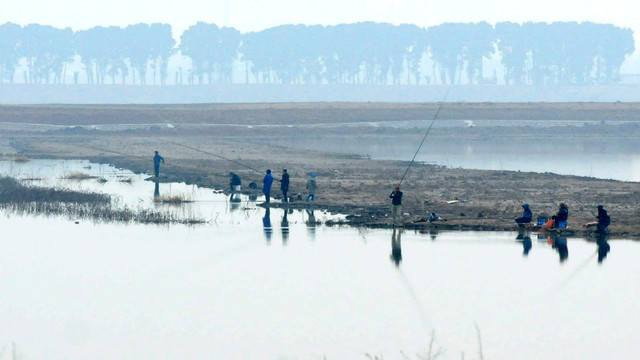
[282,189,288,202]
[154,165,159,177]
[515,217,531,224]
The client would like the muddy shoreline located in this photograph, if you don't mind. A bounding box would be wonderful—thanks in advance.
[1,102,639,238]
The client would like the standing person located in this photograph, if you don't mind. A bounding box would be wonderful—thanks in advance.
[306,173,317,201]
[596,205,611,233]
[552,202,569,227]
[229,172,242,202]
[153,151,164,178]
[280,169,290,203]
[262,169,274,204]
[389,185,403,227]
[515,203,533,225]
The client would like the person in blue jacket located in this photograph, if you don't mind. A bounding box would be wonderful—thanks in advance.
[153,151,164,178]
[515,203,533,224]
[262,169,274,203]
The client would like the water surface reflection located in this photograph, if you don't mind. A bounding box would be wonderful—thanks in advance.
[0,160,638,360]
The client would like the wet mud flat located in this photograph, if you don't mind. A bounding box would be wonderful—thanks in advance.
[1,103,639,237]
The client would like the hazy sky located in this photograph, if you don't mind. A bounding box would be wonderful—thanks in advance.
[2,0,639,37]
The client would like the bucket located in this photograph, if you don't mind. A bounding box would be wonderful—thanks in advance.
[537,217,547,226]
[545,219,554,227]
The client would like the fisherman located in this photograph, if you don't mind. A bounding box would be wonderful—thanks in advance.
[280,169,290,203]
[229,172,242,202]
[515,203,533,225]
[153,151,164,178]
[585,205,611,233]
[552,202,569,228]
[230,172,241,191]
[262,169,274,204]
[389,185,403,227]
[428,212,446,222]
[596,205,611,233]
[306,173,317,201]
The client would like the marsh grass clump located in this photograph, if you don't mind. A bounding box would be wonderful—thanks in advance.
[63,171,98,180]
[154,194,194,204]
[0,176,110,203]
[0,176,205,225]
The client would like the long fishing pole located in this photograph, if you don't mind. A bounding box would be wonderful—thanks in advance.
[397,87,450,187]
[163,139,265,175]
[554,181,597,217]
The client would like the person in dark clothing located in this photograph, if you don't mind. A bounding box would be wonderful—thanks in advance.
[552,202,569,227]
[263,169,274,203]
[515,203,533,225]
[596,205,611,233]
[389,185,403,226]
[229,172,242,202]
[280,169,290,203]
[153,151,164,177]
[428,212,446,222]
[230,172,241,191]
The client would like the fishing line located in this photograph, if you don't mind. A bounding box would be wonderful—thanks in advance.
[397,87,450,187]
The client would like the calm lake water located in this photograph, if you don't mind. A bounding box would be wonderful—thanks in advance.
[1,160,639,360]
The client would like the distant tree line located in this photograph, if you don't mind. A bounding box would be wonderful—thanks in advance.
[0,21,634,86]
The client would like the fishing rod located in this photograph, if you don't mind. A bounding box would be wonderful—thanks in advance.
[554,181,597,217]
[61,142,223,177]
[163,139,265,175]
[397,87,450,187]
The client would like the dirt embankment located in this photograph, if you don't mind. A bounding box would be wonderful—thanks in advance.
[1,103,639,238]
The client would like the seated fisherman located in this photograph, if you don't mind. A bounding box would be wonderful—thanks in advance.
[551,202,569,227]
[515,203,533,225]
[428,212,446,222]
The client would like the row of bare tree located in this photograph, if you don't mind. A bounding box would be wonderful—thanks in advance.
[0,21,634,85]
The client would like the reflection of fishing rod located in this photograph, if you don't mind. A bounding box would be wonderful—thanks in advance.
[397,88,450,187]
[397,268,432,334]
[548,250,597,293]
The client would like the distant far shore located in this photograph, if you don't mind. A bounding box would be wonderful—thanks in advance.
[5,83,640,104]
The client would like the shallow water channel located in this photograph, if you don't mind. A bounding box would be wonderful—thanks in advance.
[1,160,639,360]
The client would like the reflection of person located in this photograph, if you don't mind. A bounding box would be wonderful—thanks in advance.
[552,202,569,227]
[306,209,316,239]
[389,185,403,227]
[515,203,533,225]
[263,169,274,204]
[596,233,610,263]
[262,206,272,241]
[516,230,532,256]
[153,182,160,198]
[280,169,290,203]
[390,228,402,266]
[281,209,289,243]
[306,173,317,201]
[429,230,438,240]
[153,151,165,178]
[551,235,569,262]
